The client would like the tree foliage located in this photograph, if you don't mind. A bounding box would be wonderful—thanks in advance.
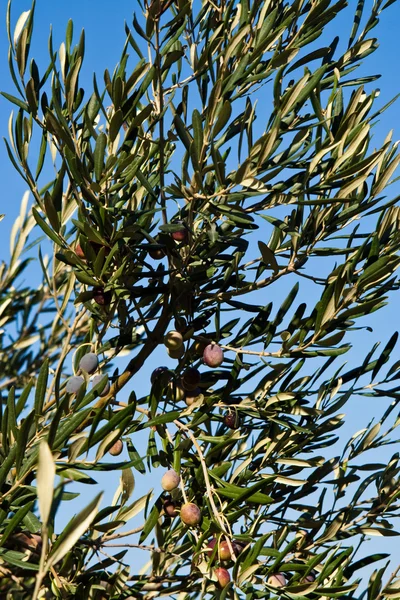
[1,0,400,598]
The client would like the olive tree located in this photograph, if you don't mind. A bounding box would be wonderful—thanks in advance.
[1,0,400,598]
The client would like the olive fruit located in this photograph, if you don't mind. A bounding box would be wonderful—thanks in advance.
[180,502,201,526]
[109,440,123,456]
[181,368,201,391]
[203,344,224,367]
[163,499,178,517]
[66,376,84,394]
[164,330,184,351]
[167,345,185,359]
[232,540,245,555]
[168,382,185,401]
[218,541,231,561]
[75,243,85,259]
[206,538,233,561]
[172,226,187,242]
[149,247,165,260]
[185,388,202,406]
[79,352,99,374]
[267,573,286,587]
[150,366,170,385]
[161,469,180,491]
[92,375,110,397]
[215,568,230,588]
[206,537,217,557]
[93,287,112,306]
[224,412,239,429]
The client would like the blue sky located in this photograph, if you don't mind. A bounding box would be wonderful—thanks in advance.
[1,0,400,590]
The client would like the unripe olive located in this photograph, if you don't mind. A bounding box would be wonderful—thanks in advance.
[168,382,185,401]
[267,573,286,587]
[203,344,224,367]
[92,375,110,396]
[185,387,202,406]
[180,502,201,526]
[161,469,180,491]
[194,340,208,356]
[164,330,184,350]
[167,345,185,359]
[109,440,123,456]
[66,376,84,394]
[215,567,230,588]
[79,352,99,374]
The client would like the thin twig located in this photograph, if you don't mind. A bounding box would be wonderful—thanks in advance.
[174,419,231,536]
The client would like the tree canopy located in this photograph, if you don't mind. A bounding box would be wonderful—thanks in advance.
[1,0,400,598]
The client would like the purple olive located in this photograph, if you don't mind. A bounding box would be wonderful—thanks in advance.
[79,352,99,374]
[267,573,286,587]
[215,567,230,588]
[174,316,187,332]
[206,537,217,557]
[181,368,201,391]
[92,374,110,396]
[203,344,224,368]
[93,287,112,306]
[180,502,201,526]
[172,227,188,242]
[151,366,170,385]
[149,247,165,260]
[66,376,84,394]
[75,243,85,259]
[224,412,239,429]
[163,499,178,517]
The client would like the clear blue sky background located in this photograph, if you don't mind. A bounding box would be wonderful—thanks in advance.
[1,0,400,589]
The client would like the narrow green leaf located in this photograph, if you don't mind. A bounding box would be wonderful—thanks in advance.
[371,332,398,381]
[32,208,64,246]
[0,501,35,546]
[34,359,49,427]
[139,495,163,543]
[0,549,38,571]
[94,132,107,182]
[46,493,102,569]
[258,241,279,273]
[1,91,29,112]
